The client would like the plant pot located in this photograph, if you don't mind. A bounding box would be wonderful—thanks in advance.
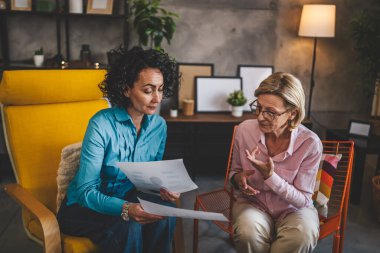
[231,105,244,117]
[170,109,178,118]
[33,55,44,67]
[69,0,83,13]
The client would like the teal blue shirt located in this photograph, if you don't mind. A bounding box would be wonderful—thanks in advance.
[66,106,167,216]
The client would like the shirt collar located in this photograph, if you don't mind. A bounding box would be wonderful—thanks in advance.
[258,126,299,157]
[287,127,298,156]
[113,106,153,130]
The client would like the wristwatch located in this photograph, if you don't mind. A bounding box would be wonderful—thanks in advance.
[121,202,130,221]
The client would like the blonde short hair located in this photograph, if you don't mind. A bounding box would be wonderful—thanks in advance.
[254,72,305,130]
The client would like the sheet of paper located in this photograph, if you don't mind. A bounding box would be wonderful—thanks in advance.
[138,198,228,222]
[116,159,198,194]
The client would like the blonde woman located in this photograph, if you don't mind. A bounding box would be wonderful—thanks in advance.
[230,72,322,253]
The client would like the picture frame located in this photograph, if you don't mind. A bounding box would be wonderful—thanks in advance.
[348,120,372,138]
[178,63,214,109]
[195,76,242,112]
[11,0,32,11]
[237,65,274,111]
[87,0,113,15]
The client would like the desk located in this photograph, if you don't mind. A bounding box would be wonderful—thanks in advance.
[162,112,312,178]
[162,112,254,177]
[326,129,380,205]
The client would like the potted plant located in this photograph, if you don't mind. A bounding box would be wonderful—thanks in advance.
[127,0,178,50]
[33,47,44,67]
[227,90,247,117]
[350,1,380,116]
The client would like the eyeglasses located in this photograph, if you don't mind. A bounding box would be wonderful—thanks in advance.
[249,99,289,122]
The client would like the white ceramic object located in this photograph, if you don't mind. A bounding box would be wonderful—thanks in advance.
[170,109,178,118]
[231,105,244,117]
[69,0,83,13]
[33,55,44,67]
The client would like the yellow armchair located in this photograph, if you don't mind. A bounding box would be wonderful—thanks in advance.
[0,69,109,252]
[0,69,184,253]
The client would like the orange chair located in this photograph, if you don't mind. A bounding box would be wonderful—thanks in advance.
[193,127,354,253]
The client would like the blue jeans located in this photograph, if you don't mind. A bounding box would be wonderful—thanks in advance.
[57,191,176,253]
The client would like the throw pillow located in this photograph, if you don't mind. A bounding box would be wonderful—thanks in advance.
[56,142,82,212]
[313,153,342,217]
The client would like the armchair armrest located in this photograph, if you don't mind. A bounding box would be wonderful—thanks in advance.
[4,183,62,253]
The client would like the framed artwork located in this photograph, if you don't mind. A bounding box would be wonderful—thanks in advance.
[195,76,242,112]
[348,120,372,138]
[87,0,113,15]
[237,65,274,111]
[178,63,214,109]
[11,0,32,11]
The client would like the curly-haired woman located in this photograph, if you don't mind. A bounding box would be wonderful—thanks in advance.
[57,46,180,253]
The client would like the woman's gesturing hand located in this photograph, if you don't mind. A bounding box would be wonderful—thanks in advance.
[234,170,260,196]
[160,188,180,202]
[245,147,274,180]
[128,203,164,224]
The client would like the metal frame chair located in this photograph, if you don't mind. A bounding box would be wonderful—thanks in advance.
[193,126,354,253]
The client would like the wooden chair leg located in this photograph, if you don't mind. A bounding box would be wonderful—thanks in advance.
[173,217,185,253]
[193,200,200,253]
[172,198,184,253]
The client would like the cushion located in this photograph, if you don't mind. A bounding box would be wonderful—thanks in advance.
[56,142,82,212]
[313,154,342,217]
[313,153,342,217]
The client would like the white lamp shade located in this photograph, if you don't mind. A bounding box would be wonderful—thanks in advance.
[298,4,336,38]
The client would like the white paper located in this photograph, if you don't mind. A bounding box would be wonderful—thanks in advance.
[116,159,198,194]
[92,0,107,9]
[138,198,228,222]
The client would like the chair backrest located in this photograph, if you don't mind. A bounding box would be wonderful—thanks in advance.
[321,141,354,218]
[0,70,109,218]
[319,140,354,247]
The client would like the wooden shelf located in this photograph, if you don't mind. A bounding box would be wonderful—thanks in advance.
[0,0,128,71]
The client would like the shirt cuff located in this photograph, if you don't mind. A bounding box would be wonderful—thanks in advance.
[104,197,127,216]
[264,172,282,191]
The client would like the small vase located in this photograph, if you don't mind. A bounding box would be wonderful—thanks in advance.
[33,55,44,67]
[170,109,178,118]
[231,105,244,117]
[69,0,83,13]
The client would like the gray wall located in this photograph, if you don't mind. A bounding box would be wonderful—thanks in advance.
[158,0,370,114]
[2,0,372,114]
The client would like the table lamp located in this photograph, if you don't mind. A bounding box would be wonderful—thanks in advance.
[299,4,336,119]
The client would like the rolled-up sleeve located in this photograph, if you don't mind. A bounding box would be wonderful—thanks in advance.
[75,117,125,216]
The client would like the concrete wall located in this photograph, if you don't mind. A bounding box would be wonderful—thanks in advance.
[1,0,372,114]
[158,0,371,113]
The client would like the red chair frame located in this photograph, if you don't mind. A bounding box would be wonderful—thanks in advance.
[193,127,354,253]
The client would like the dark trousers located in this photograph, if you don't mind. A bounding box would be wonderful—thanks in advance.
[57,191,176,253]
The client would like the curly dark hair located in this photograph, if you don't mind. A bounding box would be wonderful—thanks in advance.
[99,46,180,107]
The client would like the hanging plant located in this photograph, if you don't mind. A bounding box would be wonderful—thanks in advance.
[128,0,179,50]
